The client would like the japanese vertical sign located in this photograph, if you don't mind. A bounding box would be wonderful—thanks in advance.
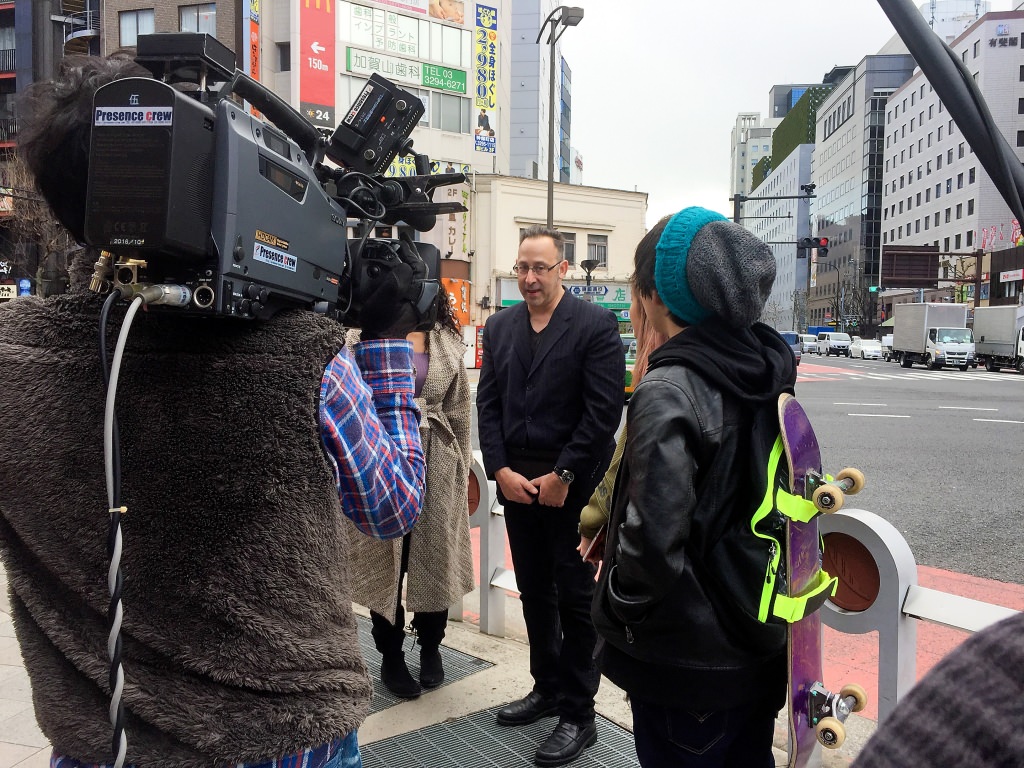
[474,4,497,154]
[246,0,262,117]
[300,0,336,128]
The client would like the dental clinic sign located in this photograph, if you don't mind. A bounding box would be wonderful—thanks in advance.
[346,48,466,94]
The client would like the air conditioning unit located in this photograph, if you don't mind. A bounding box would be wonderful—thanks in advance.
[479,296,491,309]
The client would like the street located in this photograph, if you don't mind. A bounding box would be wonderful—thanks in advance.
[794,355,1024,586]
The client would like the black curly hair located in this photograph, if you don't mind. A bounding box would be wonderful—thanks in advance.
[17,53,150,243]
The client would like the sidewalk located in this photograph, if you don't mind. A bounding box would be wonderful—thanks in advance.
[0,561,873,768]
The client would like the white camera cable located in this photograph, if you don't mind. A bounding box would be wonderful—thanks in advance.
[101,293,144,768]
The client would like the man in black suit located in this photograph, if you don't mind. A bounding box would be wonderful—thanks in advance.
[477,226,623,767]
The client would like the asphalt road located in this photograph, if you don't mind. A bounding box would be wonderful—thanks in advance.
[794,353,1024,586]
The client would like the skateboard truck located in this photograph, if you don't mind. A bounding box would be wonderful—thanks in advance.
[808,681,868,748]
[805,468,865,513]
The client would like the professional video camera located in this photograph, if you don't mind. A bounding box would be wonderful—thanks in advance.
[83,33,466,325]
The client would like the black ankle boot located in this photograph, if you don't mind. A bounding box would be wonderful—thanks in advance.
[380,652,422,698]
[419,645,444,688]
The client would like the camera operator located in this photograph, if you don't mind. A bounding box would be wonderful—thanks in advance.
[0,54,428,768]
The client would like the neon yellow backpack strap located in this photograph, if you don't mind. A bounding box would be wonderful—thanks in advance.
[751,434,838,624]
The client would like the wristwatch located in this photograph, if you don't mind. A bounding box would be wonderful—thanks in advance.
[553,466,575,485]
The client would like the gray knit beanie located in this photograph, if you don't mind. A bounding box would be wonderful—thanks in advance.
[655,207,777,329]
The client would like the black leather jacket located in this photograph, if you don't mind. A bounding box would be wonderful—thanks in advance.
[592,322,795,711]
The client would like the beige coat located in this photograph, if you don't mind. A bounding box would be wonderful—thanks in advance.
[345,326,475,621]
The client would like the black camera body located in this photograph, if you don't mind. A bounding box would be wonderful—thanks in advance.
[83,33,462,324]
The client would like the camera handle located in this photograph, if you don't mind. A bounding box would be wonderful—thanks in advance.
[229,71,327,167]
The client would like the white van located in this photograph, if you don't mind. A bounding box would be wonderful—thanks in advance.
[799,334,817,353]
[816,331,852,357]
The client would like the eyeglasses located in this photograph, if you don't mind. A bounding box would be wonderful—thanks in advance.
[511,261,563,276]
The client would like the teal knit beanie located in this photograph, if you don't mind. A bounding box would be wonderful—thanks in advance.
[655,206,777,329]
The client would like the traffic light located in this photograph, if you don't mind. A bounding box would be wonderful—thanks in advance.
[797,236,829,257]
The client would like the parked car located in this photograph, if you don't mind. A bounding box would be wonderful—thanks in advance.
[777,331,802,366]
[622,334,637,400]
[850,337,883,359]
[799,333,817,353]
[816,331,852,356]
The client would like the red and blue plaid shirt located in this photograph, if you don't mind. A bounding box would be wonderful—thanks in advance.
[52,339,422,768]
[320,338,424,540]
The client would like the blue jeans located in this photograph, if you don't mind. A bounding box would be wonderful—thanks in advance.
[630,698,777,768]
[51,729,361,768]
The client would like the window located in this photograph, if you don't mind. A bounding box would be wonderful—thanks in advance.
[967,230,974,246]
[934,212,940,227]
[180,3,216,35]
[935,183,941,198]
[431,92,470,133]
[974,40,980,57]
[969,167,976,184]
[915,219,921,234]
[958,143,965,158]
[587,235,608,268]
[956,203,963,219]
[955,233,962,249]
[916,192,922,206]
[968,198,975,215]
[926,188,931,202]
[938,126,943,141]
[946,179,952,194]
[957,173,964,189]
[277,43,291,72]
[119,9,154,46]
[944,237,950,251]
[947,149,953,164]
[562,232,576,267]
[945,207,951,223]
[936,154,942,170]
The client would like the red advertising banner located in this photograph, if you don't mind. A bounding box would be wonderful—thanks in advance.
[299,0,336,128]
[247,0,262,118]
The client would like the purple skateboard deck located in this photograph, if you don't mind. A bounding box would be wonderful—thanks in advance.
[778,393,824,768]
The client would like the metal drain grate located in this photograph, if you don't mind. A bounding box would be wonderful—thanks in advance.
[356,615,494,714]
[360,707,638,768]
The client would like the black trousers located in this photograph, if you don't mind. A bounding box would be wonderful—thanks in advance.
[369,533,449,654]
[504,496,600,724]
[630,697,778,768]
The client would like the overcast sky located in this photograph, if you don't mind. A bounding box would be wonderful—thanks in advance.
[557,0,1014,226]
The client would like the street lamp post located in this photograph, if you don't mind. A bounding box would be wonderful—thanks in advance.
[580,258,599,302]
[537,6,584,229]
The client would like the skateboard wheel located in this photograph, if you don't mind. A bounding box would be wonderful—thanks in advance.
[812,484,845,513]
[816,717,846,749]
[835,468,865,495]
[840,683,868,713]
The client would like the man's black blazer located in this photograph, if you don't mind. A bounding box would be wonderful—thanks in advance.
[476,289,624,500]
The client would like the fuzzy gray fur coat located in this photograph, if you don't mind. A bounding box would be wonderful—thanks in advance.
[0,293,371,766]
[344,326,474,621]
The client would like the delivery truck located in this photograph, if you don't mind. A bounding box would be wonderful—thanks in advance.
[892,303,975,370]
[973,305,1024,373]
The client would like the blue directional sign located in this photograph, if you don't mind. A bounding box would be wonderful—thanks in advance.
[18,279,31,296]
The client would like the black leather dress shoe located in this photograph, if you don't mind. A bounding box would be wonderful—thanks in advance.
[534,719,598,767]
[495,691,560,726]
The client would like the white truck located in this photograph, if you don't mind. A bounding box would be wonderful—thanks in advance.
[973,305,1024,373]
[881,333,894,362]
[892,302,976,370]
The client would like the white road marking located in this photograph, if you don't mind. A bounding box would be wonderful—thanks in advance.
[847,413,911,418]
[834,402,887,406]
[937,406,998,411]
[973,418,1024,424]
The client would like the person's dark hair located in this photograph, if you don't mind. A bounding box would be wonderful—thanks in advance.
[519,225,565,257]
[434,285,461,335]
[17,53,150,243]
[632,215,686,327]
